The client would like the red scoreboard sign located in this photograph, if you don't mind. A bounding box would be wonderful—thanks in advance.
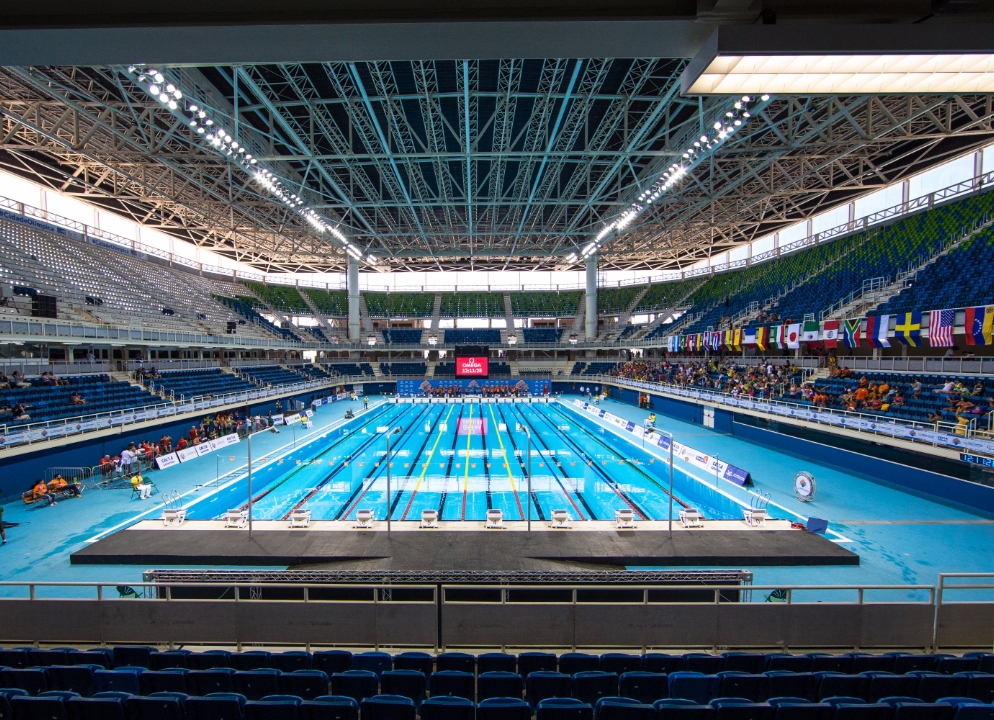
[456,356,489,377]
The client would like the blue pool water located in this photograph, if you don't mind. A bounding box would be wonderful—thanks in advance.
[183,399,745,523]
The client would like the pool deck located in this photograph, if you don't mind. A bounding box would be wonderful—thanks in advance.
[71,520,857,569]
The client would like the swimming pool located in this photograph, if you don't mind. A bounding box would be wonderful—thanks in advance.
[183,399,746,523]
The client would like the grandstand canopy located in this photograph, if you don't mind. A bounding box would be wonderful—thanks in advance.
[3,2,994,275]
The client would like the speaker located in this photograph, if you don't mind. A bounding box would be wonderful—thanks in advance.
[32,294,57,319]
[226,321,237,334]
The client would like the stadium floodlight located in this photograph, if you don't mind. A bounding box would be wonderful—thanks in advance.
[681,24,994,95]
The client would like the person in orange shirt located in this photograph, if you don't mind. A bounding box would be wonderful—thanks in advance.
[50,475,82,498]
[854,386,869,405]
[32,480,56,506]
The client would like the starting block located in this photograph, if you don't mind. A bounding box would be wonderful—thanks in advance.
[224,510,247,529]
[354,509,375,529]
[485,509,505,529]
[550,509,572,529]
[289,510,311,528]
[679,508,704,529]
[614,508,636,529]
[161,508,186,526]
[420,509,439,528]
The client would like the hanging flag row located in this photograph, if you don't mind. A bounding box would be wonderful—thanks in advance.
[665,306,994,352]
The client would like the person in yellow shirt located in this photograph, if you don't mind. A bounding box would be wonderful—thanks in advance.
[131,472,153,500]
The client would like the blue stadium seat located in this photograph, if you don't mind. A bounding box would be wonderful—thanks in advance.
[595,696,655,719]
[93,669,141,697]
[891,702,956,720]
[518,653,557,678]
[189,652,232,670]
[767,657,813,673]
[300,695,358,720]
[359,694,416,720]
[139,670,188,696]
[935,659,979,676]
[478,672,524,702]
[724,655,768,675]
[392,653,432,677]
[126,692,188,720]
[149,651,191,671]
[766,673,818,701]
[850,657,896,674]
[526,671,572,708]
[684,656,725,675]
[914,674,968,703]
[185,692,248,720]
[429,671,475,701]
[312,653,352,678]
[271,653,313,674]
[187,669,236,696]
[68,651,112,669]
[643,655,684,675]
[560,654,600,677]
[0,669,48,696]
[953,707,994,720]
[669,673,721,704]
[278,670,330,701]
[867,674,920,702]
[380,670,426,706]
[47,666,96,696]
[536,697,594,720]
[244,695,301,720]
[478,653,517,675]
[572,671,618,706]
[26,650,70,667]
[112,647,155,670]
[891,656,939,675]
[233,670,281,701]
[418,696,475,720]
[619,672,667,704]
[817,675,869,701]
[599,654,641,676]
[655,698,717,720]
[232,653,273,671]
[713,701,775,720]
[878,697,924,706]
[351,653,392,678]
[808,657,853,674]
[330,671,378,704]
[435,653,475,675]
[477,697,531,720]
[719,674,769,702]
[67,695,127,720]
[0,651,30,670]
[962,673,994,703]
[832,703,892,720]
[11,695,69,720]
[773,704,834,720]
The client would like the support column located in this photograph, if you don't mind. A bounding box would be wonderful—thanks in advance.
[347,256,360,342]
[585,254,598,341]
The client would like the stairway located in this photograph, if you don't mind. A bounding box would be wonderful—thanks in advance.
[602,284,650,341]
[571,291,586,336]
[298,287,335,331]
[426,360,437,378]
[239,285,305,342]
[358,294,374,333]
[371,363,383,378]
[503,291,521,343]
[430,293,443,335]
[509,358,519,377]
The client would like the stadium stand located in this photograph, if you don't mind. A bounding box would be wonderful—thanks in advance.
[302,289,349,316]
[241,282,310,314]
[635,278,706,314]
[522,328,564,343]
[145,369,256,398]
[439,292,506,318]
[383,329,424,344]
[0,375,160,426]
[510,291,583,317]
[442,329,501,344]
[240,366,306,387]
[363,292,436,318]
[380,362,428,376]
[324,363,375,377]
[582,362,621,375]
[598,285,646,314]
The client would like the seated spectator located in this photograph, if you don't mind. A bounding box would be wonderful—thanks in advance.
[160,435,173,453]
[0,372,8,389]
[912,380,923,399]
[131,472,153,500]
[12,402,30,420]
[175,437,188,451]
[928,409,943,424]
[840,366,853,378]
[972,380,986,397]
[10,371,30,388]
[892,391,905,407]
[935,378,955,394]
[50,475,82,498]
[70,391,86,405]
[28,479,57,506]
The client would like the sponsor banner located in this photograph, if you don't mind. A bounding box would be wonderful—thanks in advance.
[155,452,180,470]
[336,392,348,401]
[271,414,285,425]
[305,409,314,418]
[176,446,200,462]
[194,443,213,457]
[284,413,302,425]
[209,433,240,451]
[0,207,86,242]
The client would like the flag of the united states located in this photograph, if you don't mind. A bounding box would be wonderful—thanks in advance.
[929,309,955,347]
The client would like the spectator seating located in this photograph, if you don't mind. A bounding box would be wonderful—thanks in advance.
[510,291,582,318]
[0,374,160,427]
[380,362,427,376]
[442,329,501,344]
[296,365,333,381]
[146,369,255,399]
[434,363,456,377]
[324,363,375,378]
[240,366,307,387]
[383,329,423,344]
[635,278,705,314]
[306,327,330,343]
[302,289,349,316]
[439,292,505,318]
[363,292,436,318]
[599,285,646,314]
[571,362,587,375]
[582,362,621,376]
[242,282,310,314]
[213,295,301,342]
[522,328,564,343]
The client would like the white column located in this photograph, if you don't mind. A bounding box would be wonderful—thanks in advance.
[347,256,360,342]
[585,254,598,341]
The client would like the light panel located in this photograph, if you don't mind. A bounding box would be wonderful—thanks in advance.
[689,53,994,95]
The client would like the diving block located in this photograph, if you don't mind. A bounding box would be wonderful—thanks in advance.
[550,509,572,529]
[679,508,704,529]
[485,509,505,529]
[161,508,186,526]
[743,508,768,527]
[615,508,636,529]
[224,510,247,529]
[420,509,439,528]
[354,509,375,529]
[289,509,311,528]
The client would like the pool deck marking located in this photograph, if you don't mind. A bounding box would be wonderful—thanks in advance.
[83,399,390,544]
[559,400,854,543]
[487,403,525,521]
[400,404,455,521]
[835,519,994,525]
[461,403,473,521]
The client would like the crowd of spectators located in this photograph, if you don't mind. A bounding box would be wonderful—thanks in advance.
[609,358,801,400]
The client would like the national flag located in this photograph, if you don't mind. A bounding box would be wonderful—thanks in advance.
[732,328,743,351]
[711,331,721,351]
[801,321,820,344]
[786,323,801,349]
[743,327,758,347]
[696,333,704,352]
[667,336,677,352]
[865,314,891,348]
[679,335,687,351]
[928,309,955,348]
[770,325,784,349]
[965,306,994,346]
[722,330,732,350]
[756,326,768,352]
[822,319,839,349]
[894,311,922,347]
[842,318,861,348]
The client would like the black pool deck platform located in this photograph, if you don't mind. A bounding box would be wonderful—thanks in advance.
[72,525,858,569]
